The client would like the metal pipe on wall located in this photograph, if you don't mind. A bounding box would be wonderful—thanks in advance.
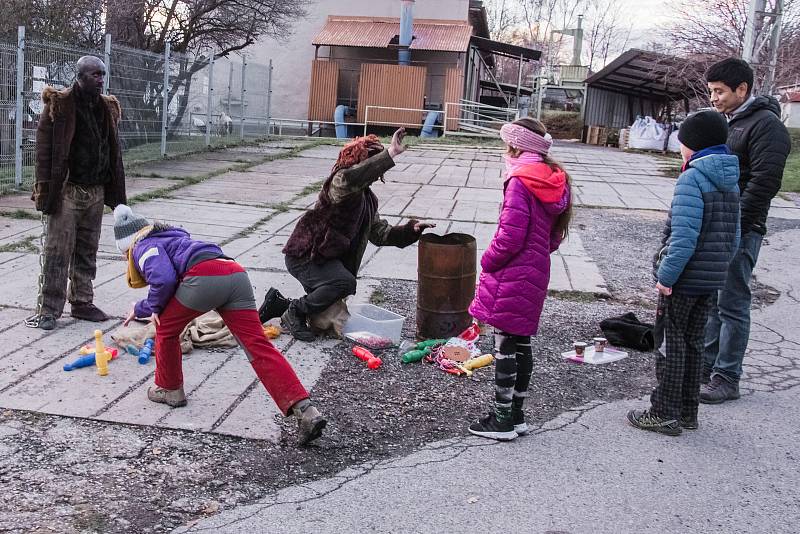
[399,0,414,66]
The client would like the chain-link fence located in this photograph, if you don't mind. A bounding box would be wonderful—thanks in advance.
[0,27,274,193]
[0,41,18,190]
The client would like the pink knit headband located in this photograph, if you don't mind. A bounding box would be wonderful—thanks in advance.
[500,123,553,155]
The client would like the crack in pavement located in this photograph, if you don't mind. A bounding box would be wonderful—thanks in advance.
[181,402,607,532]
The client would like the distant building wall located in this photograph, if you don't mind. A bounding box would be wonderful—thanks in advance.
[247,0,470,121]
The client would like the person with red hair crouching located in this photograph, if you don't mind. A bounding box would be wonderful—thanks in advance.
[262,128,436,342]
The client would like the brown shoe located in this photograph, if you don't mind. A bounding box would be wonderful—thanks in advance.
[71,303,109,322]
[147,386,187,407]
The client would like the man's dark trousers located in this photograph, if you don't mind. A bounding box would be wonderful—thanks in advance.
[40,182,104,318]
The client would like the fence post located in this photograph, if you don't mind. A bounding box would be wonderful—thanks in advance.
[14,26,25,188]
[239,58,247,141]
[265,59,272,138]
[103,33,111,96]
[160,42,171,157]
[205,53,215,147]
[226,62,233,115]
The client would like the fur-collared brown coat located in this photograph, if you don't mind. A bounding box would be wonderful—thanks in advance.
[31,85,127,214]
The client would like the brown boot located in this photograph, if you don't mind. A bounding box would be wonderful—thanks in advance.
[70,303,109,322]
[147,386,187,407]
[292,400,326,445]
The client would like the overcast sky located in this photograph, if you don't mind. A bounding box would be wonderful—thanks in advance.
[618,0,673,47]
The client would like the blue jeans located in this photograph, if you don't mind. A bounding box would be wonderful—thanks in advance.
[703,231,763,383]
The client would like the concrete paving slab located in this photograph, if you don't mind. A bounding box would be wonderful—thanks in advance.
[402,198,456,220]
[0,216,39,244]
[0,307,31,331]
[0,318,117,393]
[449,200,500,223]
[237,235,292,271]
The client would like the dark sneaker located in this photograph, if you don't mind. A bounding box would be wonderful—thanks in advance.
[700,365,712,385]
[281,301,315,342]
[626,409,681,436]
[71,303,109,322]
[259,287,291,323]
[37,315,56,330]
[469,413,518,441]
[512,409,529,436]
[699,375,740,404]
[680,416,699,430]
[147,386,187,407]
[293,403,326,445]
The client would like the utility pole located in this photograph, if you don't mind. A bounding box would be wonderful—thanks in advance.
[741,0,784,95]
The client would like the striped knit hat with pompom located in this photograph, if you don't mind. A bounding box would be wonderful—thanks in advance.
[113,204,149,253]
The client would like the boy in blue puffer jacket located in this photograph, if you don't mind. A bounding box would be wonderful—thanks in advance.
[627,110,740,436]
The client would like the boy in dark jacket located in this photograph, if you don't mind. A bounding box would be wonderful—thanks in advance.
[627,110,740,436]
[114,205,326,445]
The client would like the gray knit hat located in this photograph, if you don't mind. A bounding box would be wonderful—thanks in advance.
[113,204,149,253]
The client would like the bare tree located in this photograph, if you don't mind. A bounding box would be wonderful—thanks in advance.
[584,0,632,70]
[484,0,523,42]
[0,0,105,46]
[661,0,800,92]
[102,0,310,138]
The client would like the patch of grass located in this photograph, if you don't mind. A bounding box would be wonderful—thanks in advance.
[548,289,609,303]
[369,288,387,306]
[775,128,800,192]
[782,152,800,193]
[0,235,38,253]
[127,139,327,206]
[0,209,38,220]
[298,181,324,197]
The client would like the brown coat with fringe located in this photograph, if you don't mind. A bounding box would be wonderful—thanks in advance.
[31,84,127,214]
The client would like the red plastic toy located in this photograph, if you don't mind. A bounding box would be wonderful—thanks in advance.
[352,346,382,369]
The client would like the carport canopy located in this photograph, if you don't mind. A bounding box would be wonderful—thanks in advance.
[584,49,706,100]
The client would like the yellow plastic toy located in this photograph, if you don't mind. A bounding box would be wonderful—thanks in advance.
[93,329,113,376]
[463,354,494,371]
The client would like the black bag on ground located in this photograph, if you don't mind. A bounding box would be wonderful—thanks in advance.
[599,312,655,352]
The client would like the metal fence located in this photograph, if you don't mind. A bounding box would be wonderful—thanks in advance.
[0,27,274,193]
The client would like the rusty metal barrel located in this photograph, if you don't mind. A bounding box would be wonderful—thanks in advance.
[416,233,477,340]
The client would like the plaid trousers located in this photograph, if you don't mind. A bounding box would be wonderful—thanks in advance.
[650,292,713,421]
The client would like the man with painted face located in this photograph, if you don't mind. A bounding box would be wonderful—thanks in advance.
[700,58,791,403]
[30,56,127,330]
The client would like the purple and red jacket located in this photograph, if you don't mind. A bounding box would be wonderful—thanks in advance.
[469,161,570,336]
[131,226,224,317]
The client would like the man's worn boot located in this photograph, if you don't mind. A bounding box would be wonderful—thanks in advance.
[147,386,188,407]
[699,375,740,404]
[292,399,326,445]
[281,301,315,342]
[259,287,291,323]
[71,303,109,322]
[37,315,56,331]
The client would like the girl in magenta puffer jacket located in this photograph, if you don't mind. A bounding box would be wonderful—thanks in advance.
[468,118,572,441]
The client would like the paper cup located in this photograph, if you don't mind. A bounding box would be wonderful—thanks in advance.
[593,337,607,353]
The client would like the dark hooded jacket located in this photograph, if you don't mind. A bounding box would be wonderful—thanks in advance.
[727,96,791,235]
[655,149,741,294]
[282,150,421,275]
[31,84,127,214]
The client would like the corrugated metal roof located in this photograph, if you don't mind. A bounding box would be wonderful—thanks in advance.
[312,16,472,53]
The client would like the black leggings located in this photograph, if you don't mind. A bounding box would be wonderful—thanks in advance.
[493,330,533,420]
